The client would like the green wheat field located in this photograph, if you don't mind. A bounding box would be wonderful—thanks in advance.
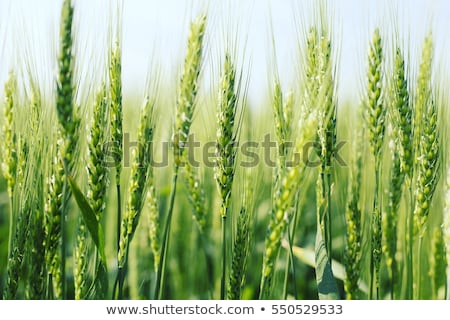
[0,0,449,300]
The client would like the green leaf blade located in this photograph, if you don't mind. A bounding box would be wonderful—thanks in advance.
[68,175,106,264]
[315,227,340,300]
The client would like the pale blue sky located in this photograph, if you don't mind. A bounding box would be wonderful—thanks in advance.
[0,0,449,106]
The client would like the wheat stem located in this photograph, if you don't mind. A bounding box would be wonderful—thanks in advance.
[155,169,179,299]
[365,28,385,299]
[155,14,206,299]
[260,113,318,299]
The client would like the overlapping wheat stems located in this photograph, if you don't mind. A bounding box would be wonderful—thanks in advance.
[44,0,79,299]
[115,97,155,299]
[259,112,318,299]
[215,53,241,299]
[444,166,450,299]
[344,121,363,299]
[155,14,206,300]
[384,47,410,299]
[364,28,385,300]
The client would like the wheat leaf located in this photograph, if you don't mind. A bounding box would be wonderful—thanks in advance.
[68,174,106,265]
[315,226,340,300]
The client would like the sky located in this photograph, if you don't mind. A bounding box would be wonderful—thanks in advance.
[0,0,449,106]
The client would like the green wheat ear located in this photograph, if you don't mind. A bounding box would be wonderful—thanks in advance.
[56,0,79,168]
[393,48,413,179]
[413,34,439,234]
[413,97,439,232]
[366,28,385,160]
[109,41,123,181]
[87,85,110,218]
[215,53,239,219]
[173,14,207,167]
[1,71,18,198]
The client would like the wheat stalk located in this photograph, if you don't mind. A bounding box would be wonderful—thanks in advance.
[364,28,385,299]
[215,52,241,300]
[155,14,206,299]
[115,97,155,299]
[271,80,298,298]
[316,29,337,271]
[109,39,123,259]
[260,112,318,299]
[383,47,410,299]
[51,0,80,298]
